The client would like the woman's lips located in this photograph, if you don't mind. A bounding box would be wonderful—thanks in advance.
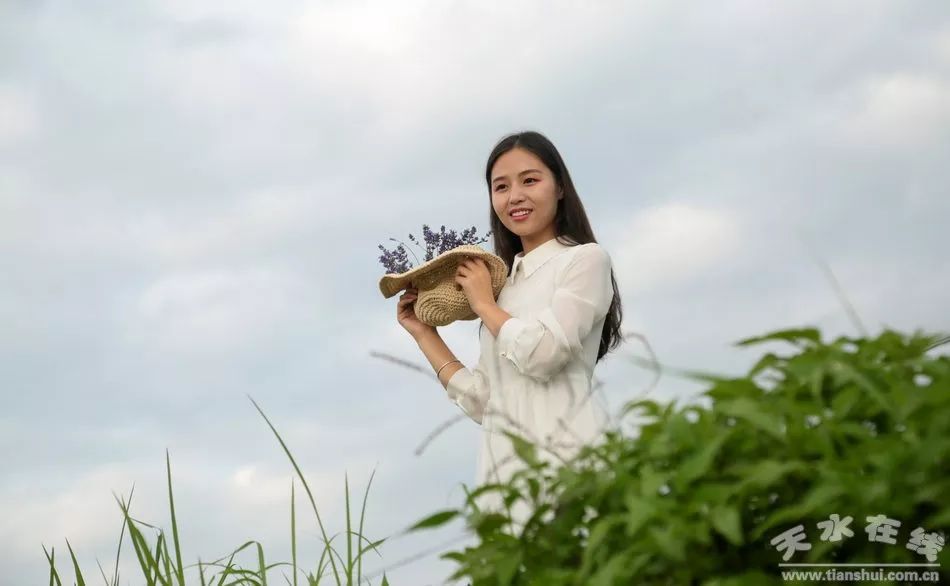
[511,210,532,222]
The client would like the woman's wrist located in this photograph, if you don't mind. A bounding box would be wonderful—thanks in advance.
[413,326,439,344]
[472,299,496,317]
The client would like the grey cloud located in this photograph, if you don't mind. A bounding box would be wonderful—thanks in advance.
[2,1,949,584]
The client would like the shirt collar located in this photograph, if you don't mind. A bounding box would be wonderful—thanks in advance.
[509,236,572,283]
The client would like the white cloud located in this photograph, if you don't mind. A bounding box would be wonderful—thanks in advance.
[4,2,950,584]
[0,463,156,560]
[842,73,950,148]
[150,0,280,25]
[934,25,950,64]
[285,1,650,141]
[0,85,39,145]
[126,266,306,353]
[0,455,348,583]
[228,463,303,508]
[614,203,742,294]
[131,188,327,264]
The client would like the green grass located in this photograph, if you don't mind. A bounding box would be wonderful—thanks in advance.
[43,395,390,586]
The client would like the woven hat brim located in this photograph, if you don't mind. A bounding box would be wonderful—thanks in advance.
[379,245,508,298]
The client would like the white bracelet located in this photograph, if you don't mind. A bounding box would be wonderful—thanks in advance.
[436,359,461,378]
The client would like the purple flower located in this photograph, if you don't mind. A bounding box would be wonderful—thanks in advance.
[378,224,492,274]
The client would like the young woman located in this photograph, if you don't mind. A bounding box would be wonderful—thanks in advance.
[396,130,624,531]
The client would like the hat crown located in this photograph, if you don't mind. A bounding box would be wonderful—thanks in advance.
[378,244,509,324]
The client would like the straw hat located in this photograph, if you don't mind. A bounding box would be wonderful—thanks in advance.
[379,244,509,326]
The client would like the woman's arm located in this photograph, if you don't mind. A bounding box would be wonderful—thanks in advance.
[472,301,512,339]
[483,243,613,383]
[414,329,465,389]
[415,329,491,424]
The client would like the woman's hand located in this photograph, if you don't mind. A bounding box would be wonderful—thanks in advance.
[397,286,437,340]
[455,257,496,315]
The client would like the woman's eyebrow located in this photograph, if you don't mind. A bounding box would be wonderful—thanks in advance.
[492,168,543,184]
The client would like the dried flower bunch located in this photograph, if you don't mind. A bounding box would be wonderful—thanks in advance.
[378,224,492,275]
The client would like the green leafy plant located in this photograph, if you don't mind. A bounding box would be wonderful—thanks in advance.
[409,327,950,585]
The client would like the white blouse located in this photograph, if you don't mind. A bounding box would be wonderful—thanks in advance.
[445,236,613,529]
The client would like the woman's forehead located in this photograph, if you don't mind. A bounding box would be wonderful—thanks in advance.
[492,149,547,179]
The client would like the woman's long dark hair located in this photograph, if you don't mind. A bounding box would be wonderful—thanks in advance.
[480,130,624,363]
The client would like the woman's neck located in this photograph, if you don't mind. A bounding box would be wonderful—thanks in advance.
[520,231,558,256]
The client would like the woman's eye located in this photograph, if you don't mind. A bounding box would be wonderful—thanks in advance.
[525,177,538,184]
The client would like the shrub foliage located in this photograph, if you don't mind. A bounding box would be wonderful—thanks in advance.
[411,327,950,585]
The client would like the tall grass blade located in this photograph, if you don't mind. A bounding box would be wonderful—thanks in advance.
[159,530,175,582]
[247,395,341,586]
[111,483,135,586]
[291,479,298,586]
[345,472,353,585]
[95,558,109,586]
[65,537,87,586]
[114,492,169,586]
[355,467,377,584]
[165,449,186,586]
[44,544,63,586]
[198,557,208,586]
[257,542,268,586]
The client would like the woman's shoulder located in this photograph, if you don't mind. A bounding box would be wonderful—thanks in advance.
[565,241,611,266]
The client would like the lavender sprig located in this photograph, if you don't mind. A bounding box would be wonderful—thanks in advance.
[377,242,412,274]
[378,224,491,274]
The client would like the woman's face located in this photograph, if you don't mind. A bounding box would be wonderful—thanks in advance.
[490,147,561,242]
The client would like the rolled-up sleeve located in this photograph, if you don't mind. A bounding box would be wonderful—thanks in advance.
[445,357,491,425]
[495,244,613,383]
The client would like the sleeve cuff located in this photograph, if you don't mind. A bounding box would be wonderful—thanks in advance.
[445,366,484,424]
[445,366,474,402]
[496,316,527,361]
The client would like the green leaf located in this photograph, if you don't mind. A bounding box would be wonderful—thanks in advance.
[736,327,821,347]
[624,493,657,536]
[589,553,631,586]
[752,483,844,540]
[649,525,686,561]
[64,538,85,586]
[407,509,459,531]
[496,551,522,586]
[705,378,763,401]
[503,431,540,468]
[473,512,509,535]
[638,465,666,496]
[676,431,730,488]
[717,398,785,441]
[620,399,662,419]
[749,353,782,376]
[710,506,743,546]
[580,515,625,574]
[734,460,807,492]
[831,360,891,412]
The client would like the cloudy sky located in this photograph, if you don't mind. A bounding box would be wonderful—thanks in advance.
[2,1,948,583]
